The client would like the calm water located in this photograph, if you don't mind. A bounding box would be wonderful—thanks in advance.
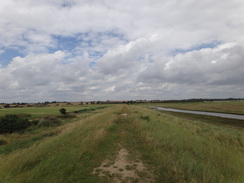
[153,106,244,120]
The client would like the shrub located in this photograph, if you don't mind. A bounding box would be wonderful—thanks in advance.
[59,108,66,115]
[31,120,40,125]
[0,139,7,146]
[59,113,75,119]
[38,118,61,127]
[140,115,150,122]
[0,114,30,133]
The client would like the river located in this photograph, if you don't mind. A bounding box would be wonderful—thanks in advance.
[153,106,244,120]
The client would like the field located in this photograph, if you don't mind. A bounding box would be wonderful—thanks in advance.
[0,105,102,119]
[0,103,243,183]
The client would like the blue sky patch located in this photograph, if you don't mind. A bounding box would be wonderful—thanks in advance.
[171,41,221,56]
[52,35,80,51]
[88,61,97,67]
[136,54,154,63]
[61,1,74,8]
[0,48,25,66]
[88,50,104,59]
[0,31,127,67]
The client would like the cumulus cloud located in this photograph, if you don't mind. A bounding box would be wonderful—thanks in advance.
[0,0,244,102]
[137,43,244,99]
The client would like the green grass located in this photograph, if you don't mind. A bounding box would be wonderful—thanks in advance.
[124,106,244,182]
[0,106,107,119]
[0,106,119,183]
[0,131,59,155]
[151,100,244,115]
[158,110,244,130]
[0,105,243,182]
[0,105,109,156]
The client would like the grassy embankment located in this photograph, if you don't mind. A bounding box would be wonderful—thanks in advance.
[0,105,243,182]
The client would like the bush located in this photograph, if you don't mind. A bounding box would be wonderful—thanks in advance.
[31,120,40,125]
[140,115,150,122]
[59,108,66,115]
[38,118,61,127]
[0,114,30,133]
[59,113,75,119]
[0,139,7,146]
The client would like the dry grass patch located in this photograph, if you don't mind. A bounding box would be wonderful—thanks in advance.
[93,146,154,183]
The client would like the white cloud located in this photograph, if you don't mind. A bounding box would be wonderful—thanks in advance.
[0,0,244,102]
[137,43,244,98]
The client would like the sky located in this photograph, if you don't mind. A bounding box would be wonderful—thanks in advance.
[0,0,244,102]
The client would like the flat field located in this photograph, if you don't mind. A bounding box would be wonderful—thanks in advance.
[0,104,243,183]
[152,100,244,114]
[0,105,104,119]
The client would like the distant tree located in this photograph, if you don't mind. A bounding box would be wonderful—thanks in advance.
[59,108,67,115]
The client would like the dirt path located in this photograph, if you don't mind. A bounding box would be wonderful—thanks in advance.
[92,111,155,182]
[93,146,154,183]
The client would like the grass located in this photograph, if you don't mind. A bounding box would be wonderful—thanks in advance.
[151,100,244,114]
[0,131,59,155]
[0,106,119,183]
[0,105,108,119]
[158,110,244,130]
[124,106,244,182]
[0,104,243,182]
[0,105,109,156]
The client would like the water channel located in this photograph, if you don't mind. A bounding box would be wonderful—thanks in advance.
[153,106,244,120]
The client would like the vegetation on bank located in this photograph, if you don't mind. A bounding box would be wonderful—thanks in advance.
[0,105,108,119]
[0,106,108,155]
[156,110,244,130]
[0,104,243,182]
[0,105,117,183]
[152,100,244,115]
[0,114,30,133]
[128,106,244,182]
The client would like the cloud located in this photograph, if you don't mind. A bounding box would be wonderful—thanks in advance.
[0,0,244,102]
[137,43,244,98]
[139,43,244,84]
